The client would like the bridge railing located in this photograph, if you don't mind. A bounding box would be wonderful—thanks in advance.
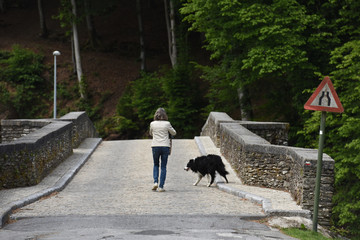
[0,112,97,189]
[201,112,334,227]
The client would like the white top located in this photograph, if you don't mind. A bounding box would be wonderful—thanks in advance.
[149,120,176,147]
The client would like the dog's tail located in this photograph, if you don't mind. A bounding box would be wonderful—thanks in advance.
[218,167,229,183]
[220,168,229,176]
[215,161,228,175]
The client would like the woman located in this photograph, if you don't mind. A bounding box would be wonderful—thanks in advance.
[149,108,176,192]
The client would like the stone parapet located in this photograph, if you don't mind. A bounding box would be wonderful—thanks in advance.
[201,112,234,147]
[238,121,289,146]
[201,112,334,227]
[0,119,51,143]
[0,112,98,189]
[59,112,98,148]
[0,121,73,189]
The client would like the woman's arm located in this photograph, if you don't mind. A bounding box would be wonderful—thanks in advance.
[149,122,153,136]
[168,122,176,136]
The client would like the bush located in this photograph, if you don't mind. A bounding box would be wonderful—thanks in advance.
[0,45,49,118]
[115,71,167,138]
[95,115,139,139]
[162,63,203,138]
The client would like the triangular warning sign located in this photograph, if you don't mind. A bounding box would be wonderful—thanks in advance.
[304,76,344,113]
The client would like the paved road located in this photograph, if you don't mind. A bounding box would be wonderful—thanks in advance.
[0,140,297,239]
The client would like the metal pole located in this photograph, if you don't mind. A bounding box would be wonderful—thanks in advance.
[53,51,60,119]
[313,111,327,232]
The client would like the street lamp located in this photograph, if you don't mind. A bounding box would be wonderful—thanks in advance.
[53,50,61,119]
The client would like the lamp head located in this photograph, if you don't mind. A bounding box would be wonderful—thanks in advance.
[53,51,61,56]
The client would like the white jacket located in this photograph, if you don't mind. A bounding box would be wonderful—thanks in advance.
[149,120,176,147]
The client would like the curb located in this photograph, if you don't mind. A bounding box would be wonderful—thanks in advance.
[194,136,311,219]
[0,138,102,228]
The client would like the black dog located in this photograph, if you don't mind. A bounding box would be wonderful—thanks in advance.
[184,154,229,187]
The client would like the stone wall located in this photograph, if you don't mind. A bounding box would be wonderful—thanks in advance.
[0,112,98,189]
[201,112,334,227]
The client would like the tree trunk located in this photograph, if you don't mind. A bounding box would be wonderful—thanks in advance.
[164,0,177,67]
[70,0,85,99]
[83,0,97,48]
[0,0,5,13]
[136,0,146,71]
[71,36,76,74]
[37,0,48,38]
[237,87,253,121]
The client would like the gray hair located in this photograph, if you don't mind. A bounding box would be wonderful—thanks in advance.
[154,108,168,121]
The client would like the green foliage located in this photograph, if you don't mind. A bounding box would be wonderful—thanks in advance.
[0,45,49,118]
[194,63,239,117]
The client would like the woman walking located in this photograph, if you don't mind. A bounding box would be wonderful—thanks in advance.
[149,108,176,192]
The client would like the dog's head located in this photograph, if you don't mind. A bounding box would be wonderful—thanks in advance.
[184,159,195,171]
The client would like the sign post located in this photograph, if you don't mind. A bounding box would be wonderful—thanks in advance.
[312,110,326,232]
[304,76,343,232]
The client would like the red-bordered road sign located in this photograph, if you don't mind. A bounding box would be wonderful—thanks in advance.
[304,76,344,113]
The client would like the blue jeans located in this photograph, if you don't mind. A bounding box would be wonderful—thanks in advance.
[152,147,170,188]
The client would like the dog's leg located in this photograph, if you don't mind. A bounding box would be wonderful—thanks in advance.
[219,173,229,183]
[207,173,215,187]
[223,175,229,183]
[194,173,203,186]
[206,174,210,184]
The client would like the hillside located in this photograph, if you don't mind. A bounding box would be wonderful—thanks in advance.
[0,0,171,119]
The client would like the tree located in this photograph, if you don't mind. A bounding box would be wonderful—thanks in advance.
[299,0,360,236]
[37,0,48,38]
[55,0,85,98]
[0,0,5,13]
[300,40,360,238]
[329,41,360,237]
[164,0,177,67]
[83,0,98,48]
[70,0,85,98]
[136,0,146,71]
[180,0,332,121]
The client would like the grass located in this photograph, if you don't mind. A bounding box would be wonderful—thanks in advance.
[282,228,333,240]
